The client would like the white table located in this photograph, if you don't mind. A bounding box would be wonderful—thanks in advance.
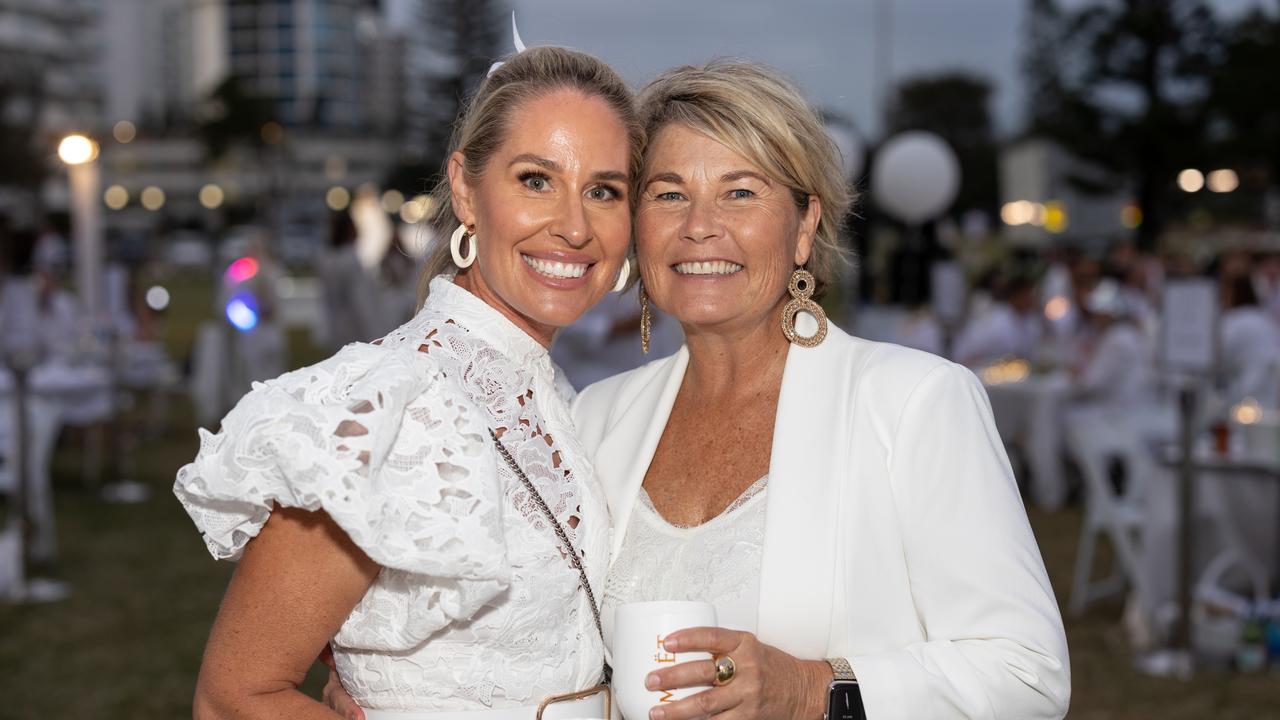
[0,363,114,563]
[984,373,1073,511]
[1140,444,1280,633]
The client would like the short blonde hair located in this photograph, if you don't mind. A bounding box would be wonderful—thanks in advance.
[637,60,854,297]
[416,46,643,304]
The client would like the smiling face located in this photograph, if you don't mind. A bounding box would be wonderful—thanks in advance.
[450,88,633,345]
[636,123,819,336]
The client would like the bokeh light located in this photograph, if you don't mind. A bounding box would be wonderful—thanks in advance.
[1043,201,1067,233]
[199,183,225,210]
[1044,296,1071,322]
[1120,204,1143,229]
[1177,168,1204,192]
[1206,169,1239,193]
[140,186,166,211]
[113,120,137,144]
[103,185,129,210]
[145,286,171,311]
[58,134,98,165]
[326,186,351,211]
[225,293,259,332]
[1232,398,1262,425]
[981,359,1031,386]
[381,189,405,214]
[225,257,260,284]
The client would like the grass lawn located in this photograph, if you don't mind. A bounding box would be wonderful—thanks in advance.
[5,419,1278,718]
[1,278,1277,717]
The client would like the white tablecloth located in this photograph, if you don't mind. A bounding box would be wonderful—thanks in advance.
[985,373,1073,511]
[0,363,114,562]
[1135,447,1279,627]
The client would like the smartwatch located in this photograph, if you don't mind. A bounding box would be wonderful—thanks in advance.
[823,658,866,720]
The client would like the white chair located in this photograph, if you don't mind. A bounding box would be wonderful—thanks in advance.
[1067,410,1153,616]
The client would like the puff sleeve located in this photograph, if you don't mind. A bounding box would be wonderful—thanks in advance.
[174,342,509,648]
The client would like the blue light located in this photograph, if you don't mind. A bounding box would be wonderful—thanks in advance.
[225,293,259,332]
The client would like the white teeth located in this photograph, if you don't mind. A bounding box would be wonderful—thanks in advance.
[522,254,588,279]
[673,261,743,276]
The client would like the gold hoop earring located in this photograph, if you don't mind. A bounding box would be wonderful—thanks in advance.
[781,268,827,348]
[639,283,652,354]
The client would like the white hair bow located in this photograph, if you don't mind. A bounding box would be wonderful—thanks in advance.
[487,12,527,77]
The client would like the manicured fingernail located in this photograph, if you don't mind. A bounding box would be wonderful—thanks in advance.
[645,673,660,690]
[650,708,666,720]
[663,636,680,651]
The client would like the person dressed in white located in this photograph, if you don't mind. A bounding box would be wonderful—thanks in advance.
[328,61,1069,720]
[175,47,641,720]
[317,210,384,351]
[1220,272,1280,407]
[1070,279,1152,410]
[578,63,1068,720]
[953,276,1044,368]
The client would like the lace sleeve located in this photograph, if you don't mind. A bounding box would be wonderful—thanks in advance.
[174,342,510,634]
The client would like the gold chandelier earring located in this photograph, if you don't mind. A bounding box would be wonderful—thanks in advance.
[639,282,652,354]
[780,267,828,348]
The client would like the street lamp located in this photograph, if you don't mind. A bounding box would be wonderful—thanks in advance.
[58,133,103,314]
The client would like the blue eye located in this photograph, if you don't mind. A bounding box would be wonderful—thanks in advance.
[729,188,755,199]
[654,191,684,201]
[519,172,550,192]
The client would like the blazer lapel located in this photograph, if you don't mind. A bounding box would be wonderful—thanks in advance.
[757,319,850,658]
[596,347,689,560]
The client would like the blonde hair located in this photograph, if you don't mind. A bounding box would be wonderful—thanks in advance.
[416,46,643,304]
[637,60,854,297]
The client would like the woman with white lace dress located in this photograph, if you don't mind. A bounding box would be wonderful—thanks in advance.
[174,47,642,720]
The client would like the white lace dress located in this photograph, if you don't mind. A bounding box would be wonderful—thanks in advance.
[602,477,768,639]
[174,277,609,712]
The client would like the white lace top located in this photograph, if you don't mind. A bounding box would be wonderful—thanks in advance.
[175,277,609,712]
[602,477,768,639]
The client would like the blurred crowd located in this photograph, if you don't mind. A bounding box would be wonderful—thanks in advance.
[3,209,1279,664]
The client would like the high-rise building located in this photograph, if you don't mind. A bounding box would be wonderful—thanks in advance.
[101,0,392,133]
[0,0,103,134]
[226,0,378,130]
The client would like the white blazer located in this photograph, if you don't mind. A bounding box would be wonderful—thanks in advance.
[571,323,1070,720]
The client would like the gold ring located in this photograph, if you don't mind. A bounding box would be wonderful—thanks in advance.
[713,655,736,686]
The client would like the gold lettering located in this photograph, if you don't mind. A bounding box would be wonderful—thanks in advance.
[654,633,676,663]
[659,690,676,704]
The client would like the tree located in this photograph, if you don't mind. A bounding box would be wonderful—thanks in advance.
[1209,7,1280,181]
[887,73,999,216]
[1022,0,1222,248]
[195,76,278,162]
[0,56,49,199]
[386,0,508,196]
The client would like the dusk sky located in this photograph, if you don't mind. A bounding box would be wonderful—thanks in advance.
[487,0,1270,141]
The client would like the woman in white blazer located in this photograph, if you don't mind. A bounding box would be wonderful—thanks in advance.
[573,62,1070,720]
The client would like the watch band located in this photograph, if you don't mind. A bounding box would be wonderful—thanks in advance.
[825,657,857,682]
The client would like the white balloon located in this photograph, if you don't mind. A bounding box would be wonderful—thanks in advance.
[872,131,961,225]
[824,122,864,181]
